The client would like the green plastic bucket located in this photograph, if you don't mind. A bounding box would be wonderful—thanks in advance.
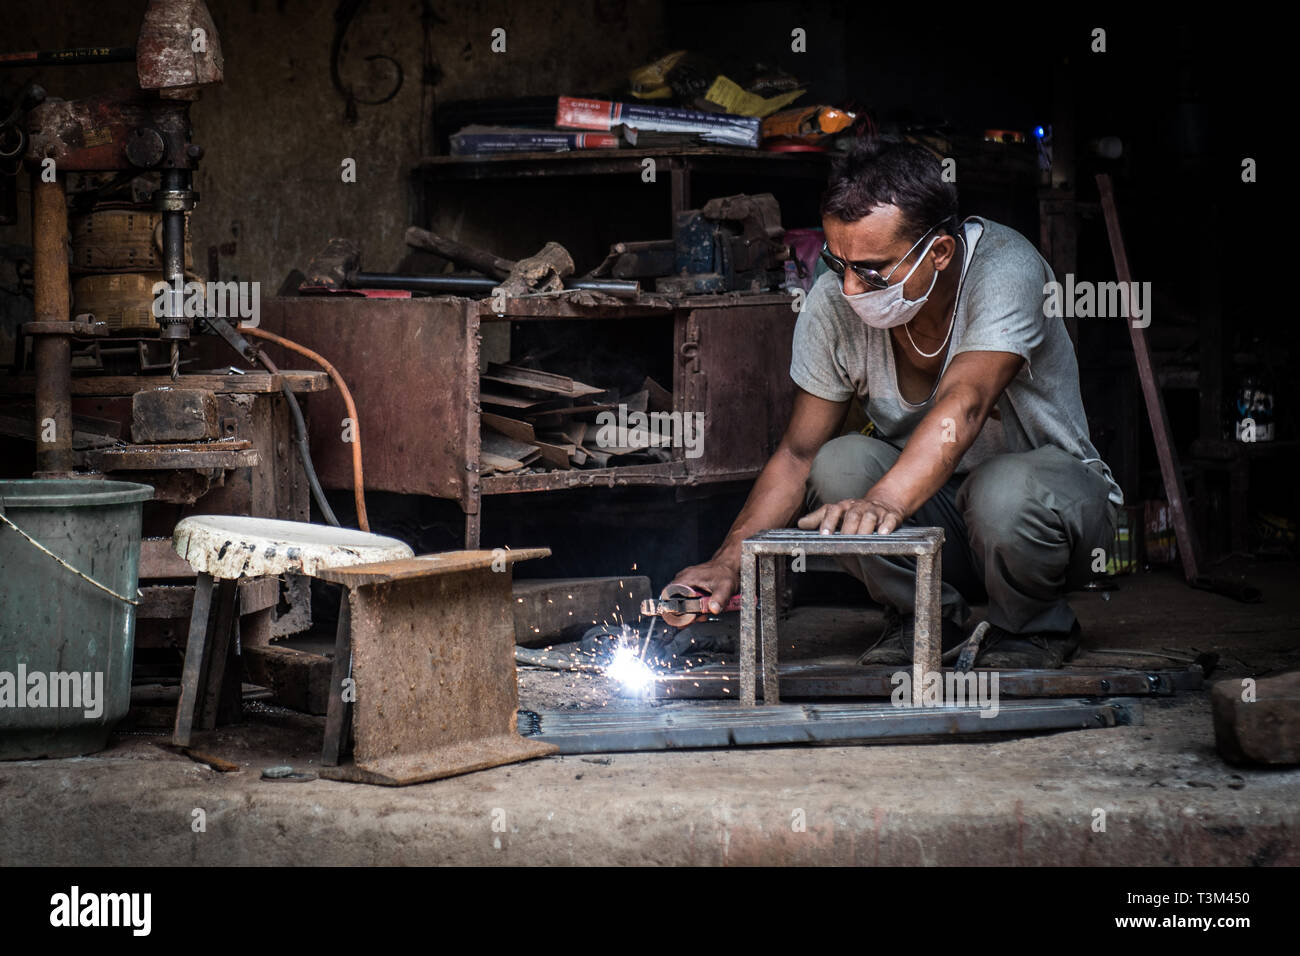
[0,479,153,759]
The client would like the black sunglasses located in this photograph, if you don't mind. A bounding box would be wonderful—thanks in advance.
[820,223,942,291]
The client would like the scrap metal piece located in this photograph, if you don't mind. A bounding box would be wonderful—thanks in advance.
[739,528,945,707]
[521,698,1144,754]
[315,549,558,785]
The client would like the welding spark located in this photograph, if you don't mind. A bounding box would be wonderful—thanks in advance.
[606,645,656,695]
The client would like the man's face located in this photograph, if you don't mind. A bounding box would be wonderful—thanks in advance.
[823,205,944,298]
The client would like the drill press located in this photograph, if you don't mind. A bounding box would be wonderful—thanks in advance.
[8,0,222,474]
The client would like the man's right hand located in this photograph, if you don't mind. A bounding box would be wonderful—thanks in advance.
[661,560,741,628]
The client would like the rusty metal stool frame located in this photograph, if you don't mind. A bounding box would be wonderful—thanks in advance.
[739,528,945,706]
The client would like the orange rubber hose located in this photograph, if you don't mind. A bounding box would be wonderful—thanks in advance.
[239,327,369,532]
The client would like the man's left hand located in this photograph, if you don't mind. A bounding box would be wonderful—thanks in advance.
[797,495,908,535]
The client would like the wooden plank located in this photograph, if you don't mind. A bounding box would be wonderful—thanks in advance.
[315,548,551,586]
[531,439,573,469]
[481,412,535,443]
[140,537,196,578]
[482,362,603,398]
[527,402,616,423]
[481,431,539,464]
[558,421,587,446]
[1097,174,1201,582]
[81,440,257,471]
[0,371,329,396]
[480,451,526,474]
[138,578,277,619]
[480,390,543,411]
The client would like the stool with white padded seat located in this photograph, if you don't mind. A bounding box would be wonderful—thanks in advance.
[170,515,412,747]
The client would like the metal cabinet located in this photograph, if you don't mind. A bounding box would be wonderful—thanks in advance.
[259,293,797,547]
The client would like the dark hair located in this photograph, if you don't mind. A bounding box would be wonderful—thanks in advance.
[820,138,959,241]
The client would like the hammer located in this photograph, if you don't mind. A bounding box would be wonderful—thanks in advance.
[300,236,638,298]
[407,227,576,298]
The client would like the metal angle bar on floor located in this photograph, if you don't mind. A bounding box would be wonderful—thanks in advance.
[632,664,1203,700]
[519,698,1143,754]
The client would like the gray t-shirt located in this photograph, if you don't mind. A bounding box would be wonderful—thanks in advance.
[790,216,1123,505]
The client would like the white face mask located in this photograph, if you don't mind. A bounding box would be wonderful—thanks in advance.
[840,234,939,329]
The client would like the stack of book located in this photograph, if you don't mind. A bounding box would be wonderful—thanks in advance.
[447,95,762,156]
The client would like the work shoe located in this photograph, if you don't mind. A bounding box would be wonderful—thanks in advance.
[972,619,1082,669]
[857,606,966,666]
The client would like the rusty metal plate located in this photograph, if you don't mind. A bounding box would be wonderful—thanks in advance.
[677,301,797,480]
[259,297,478,501]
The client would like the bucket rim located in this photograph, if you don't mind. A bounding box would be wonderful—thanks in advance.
[0,479,154,508]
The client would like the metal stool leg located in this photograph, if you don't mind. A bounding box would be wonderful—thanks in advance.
[321,591,353,766]
[739,549,758,707]
[174,572,215,746]
[199,578,241,731]
[759,554,781,704]
[912,550,943,697]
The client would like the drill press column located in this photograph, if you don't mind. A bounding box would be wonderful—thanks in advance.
[154,166,197,379]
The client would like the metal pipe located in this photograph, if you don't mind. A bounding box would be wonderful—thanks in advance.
[31,178,72,475]
[348,271,641,299]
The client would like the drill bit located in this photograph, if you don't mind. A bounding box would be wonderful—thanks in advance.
[170,342,179,381]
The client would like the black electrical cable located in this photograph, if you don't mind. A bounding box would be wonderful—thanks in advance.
[280,378,341,528]
[259,352,341,528]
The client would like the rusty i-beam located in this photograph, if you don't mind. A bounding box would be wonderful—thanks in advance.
[739,528,945,706]
[315,548,558,785]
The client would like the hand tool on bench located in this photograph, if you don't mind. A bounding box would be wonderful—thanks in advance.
[299,236,638,298]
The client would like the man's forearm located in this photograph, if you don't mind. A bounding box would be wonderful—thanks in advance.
[869,385,984,517]
[711,446,813,568]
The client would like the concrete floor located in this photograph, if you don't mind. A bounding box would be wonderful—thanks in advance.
[2,561,1298,866]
